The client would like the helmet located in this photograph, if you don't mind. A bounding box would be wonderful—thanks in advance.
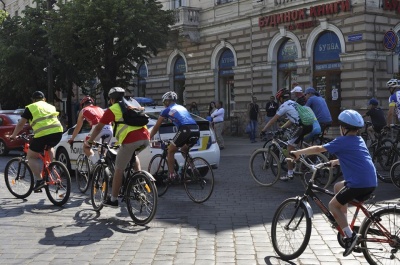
[162,91,178,103]
[275,88,290,101]
[338,109,364,130]
[80,96,93,108]
[31,91,45,100]
[368,98,379,106]
[387,79,399,88]
[108,87,125,99]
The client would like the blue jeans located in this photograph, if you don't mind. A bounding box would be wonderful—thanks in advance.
[249,119,258,142]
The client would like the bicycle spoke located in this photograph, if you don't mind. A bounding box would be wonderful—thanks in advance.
[184,157,214,203]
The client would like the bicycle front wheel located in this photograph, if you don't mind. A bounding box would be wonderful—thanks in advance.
[376,146,397,172]
[148,154,169,197]
[75,154,91,193]
[184,157,214,203]
[271,198,312,261]
[4,157,34,199]
[390,161,400,189]
[90,165,109,212]
[126,171,158,225]
[359,207,400,265]
[249,148,280,186]
[45,161,71,206]
[300,153,333,189]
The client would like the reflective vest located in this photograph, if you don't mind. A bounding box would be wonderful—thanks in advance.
[109,102,146,143]
[27,101,63,138]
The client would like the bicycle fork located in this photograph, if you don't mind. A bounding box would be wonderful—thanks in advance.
[12,157,28,184]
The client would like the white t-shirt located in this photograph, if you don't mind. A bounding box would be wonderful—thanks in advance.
[276,100,300,125]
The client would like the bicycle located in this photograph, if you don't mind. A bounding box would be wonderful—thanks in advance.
[4,133,71,206]
[374,124,400,171]
[270,156,400,264]
[249,130,333,188]
[148,138,215,203]
[89,139,157,225]
[361,121,393,161]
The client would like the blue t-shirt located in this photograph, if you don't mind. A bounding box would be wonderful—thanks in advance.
[160,103,197,128]
[305,95,332,123]
[323,136,377,188]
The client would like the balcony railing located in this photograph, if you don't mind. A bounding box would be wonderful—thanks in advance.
[172,6,200,28]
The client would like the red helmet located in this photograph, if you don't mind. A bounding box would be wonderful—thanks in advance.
[275,88,290,101]
[80,96,94,108]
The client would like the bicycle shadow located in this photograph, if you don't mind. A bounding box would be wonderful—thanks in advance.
[264,256,296,265]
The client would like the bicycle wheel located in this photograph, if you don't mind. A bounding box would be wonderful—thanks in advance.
[148,154,169,197]
[359,207,400,265]
[300,153,333,189]
[376,146,397,171]
[183,157,214,203]
[75,154,91,193]
[390,161,400,189]
[4,157,34,199]
[126,171,158,225]
[262,139,273,159]
[90,164,109,211]
[44,161,71,206]
[271,198,312,261]
[249,148,280,186]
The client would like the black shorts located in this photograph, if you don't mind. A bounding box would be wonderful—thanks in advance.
[172,124,200,148]
[29,132,63,153]
[288,124,313,145]
[335,185,376,205]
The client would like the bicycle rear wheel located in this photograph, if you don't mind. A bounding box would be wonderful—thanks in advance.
[249,148,280,186]
[375,146,397,171]
[271,198,312,261]
[75,154,91,193]
[184,157,214,203]
[126,171,158,225]
[300,153,333,189]
[45,161,71,206]
[390,161,400,189]
[4,157,34,199]
[148,154,169,197]
[359,207,400,265]
[90,165,109,212]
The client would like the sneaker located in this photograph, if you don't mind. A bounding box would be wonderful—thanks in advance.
[343,232,360,257]
[280,174,293,181]
[164,173,177,183]
[103,196,118,208]
[33,179,46,192]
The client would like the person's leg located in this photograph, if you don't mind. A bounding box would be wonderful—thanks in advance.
[27,149,42,179]
[250,120,256,142]
[214,122,224,148]
[167,144,178,175]
[329,181,347,225]
[367,126,375,142]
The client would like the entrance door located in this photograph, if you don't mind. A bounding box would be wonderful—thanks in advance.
[313,71,341,126]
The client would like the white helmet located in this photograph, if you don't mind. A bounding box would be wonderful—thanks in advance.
[162,91,178,103]
[387,79,400,89]
[108,87,125,99]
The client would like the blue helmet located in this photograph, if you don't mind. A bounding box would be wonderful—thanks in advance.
[369,98,378,106]
[338,109,364,130]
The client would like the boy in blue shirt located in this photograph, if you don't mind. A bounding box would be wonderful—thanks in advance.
[291,109,377,257]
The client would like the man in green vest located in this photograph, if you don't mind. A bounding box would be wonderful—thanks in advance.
[10,91,63,192]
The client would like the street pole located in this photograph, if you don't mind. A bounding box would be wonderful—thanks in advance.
[46,0,53,104]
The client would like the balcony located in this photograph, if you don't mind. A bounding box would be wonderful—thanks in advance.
[171,6,201,44]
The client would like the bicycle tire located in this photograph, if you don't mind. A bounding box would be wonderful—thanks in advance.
[271,198,312,260]
[126,171,158,225]
[75,154,91,193]
[300,153,333,189]
[359,207,400,265]
[183,157,214,203]
[90,164,109,211]
[375,146,398,171]
[44,161,71,206]
[148,154,169,197]
[262,139,273,159]
[249,148,280,186]
[390,160,400,189]
[4,157,34,199]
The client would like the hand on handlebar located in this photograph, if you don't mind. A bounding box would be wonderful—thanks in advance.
[289,151,299,161]
[67,139,74,145]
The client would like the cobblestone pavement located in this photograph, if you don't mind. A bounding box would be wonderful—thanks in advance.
[0,136,399,265]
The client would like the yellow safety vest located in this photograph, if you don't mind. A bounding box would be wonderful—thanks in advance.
[27,101,63,138]
[109,102,146,144]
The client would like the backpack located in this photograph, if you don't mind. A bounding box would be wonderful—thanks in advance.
[295,103,316,126]
[114,98,149,133]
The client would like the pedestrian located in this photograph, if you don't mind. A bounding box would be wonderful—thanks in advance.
[362,98,386,142]
[248,96,261,143]
[291,85,307,106]
[189,101,200,116]
[211,101,225,150]
[265,95,279,133]
[206,101,216,122]
[304,86,332,133]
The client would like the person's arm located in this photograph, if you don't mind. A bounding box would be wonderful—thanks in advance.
[261,114,281,132]
[86,122,105,145]
[150,116,165,139]
[10,117,28,140]
[387,105,395,126]
[290,145,327,159]
[68,111,84,144]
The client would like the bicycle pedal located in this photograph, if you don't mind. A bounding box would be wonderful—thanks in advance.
[34,188,43,193]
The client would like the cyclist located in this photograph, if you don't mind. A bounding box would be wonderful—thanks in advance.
[68,96,113,164]
[386,78,400,126]
[362,98,386,142]
[260,88,314,181]
[149,91,200,181]
[290,109,377,257]
[291,85,307,106]
[10,91,64,192]
[304,87,332,133]
[86,87,150,208]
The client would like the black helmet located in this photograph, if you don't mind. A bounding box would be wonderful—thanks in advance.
[108,87,125,99]
[31,91,45,100]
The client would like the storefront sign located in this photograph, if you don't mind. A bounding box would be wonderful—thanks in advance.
[259,0,351,28]
[138,64,148,78]
[383,0,400,13]
[219,49,235,76]
[174,57,186,80]
[314,32,341,70]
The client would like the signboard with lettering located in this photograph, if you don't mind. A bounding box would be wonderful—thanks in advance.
[174,57,186,80]
[314,32,341,70]
[219,49,235,76]
[348,33,363,42]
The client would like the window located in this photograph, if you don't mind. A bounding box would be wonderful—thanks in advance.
[216,0,234,5]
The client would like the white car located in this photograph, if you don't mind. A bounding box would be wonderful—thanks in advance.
[55,106,220,172]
